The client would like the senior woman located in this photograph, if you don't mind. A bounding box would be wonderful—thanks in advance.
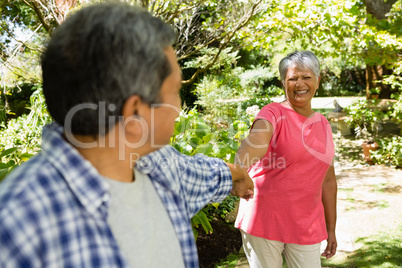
[235,51,337,268]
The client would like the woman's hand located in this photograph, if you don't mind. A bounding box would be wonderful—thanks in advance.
[321,231,337,259]
[226,163,254,200]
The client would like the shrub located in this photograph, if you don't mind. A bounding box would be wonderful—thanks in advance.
[389,94,402,124]
[193,63,282,122]
[0,87,51,181]
[170,108,252,238]
[371,136,402,167]
[0,82,39,122]
[345,99,385,139]
[171,108,250,163]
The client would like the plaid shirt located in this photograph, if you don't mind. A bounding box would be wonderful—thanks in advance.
[0,123,232,268]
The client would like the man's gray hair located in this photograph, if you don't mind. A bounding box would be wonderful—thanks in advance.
[278,51,320,85]
[42,2,177,135]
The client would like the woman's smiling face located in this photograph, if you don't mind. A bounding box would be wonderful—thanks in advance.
[284,65,321,109]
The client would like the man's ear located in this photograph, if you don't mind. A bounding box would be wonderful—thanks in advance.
[121,95,149,136]
[121,95,142,120]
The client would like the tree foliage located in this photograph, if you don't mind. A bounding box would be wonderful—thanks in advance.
[1,0,265,91]
[239,0,402,98]
[130,0,267,85]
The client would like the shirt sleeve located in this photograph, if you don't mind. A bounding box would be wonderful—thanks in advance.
[136,146,233,218]
[176,150,232,216]
[252,103,281,131]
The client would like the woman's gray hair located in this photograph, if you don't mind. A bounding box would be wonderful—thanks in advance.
[278,51,320,85]
[41,2,176,135]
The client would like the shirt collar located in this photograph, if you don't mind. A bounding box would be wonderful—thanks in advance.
[136,146,184,194]
[41,123,110,216]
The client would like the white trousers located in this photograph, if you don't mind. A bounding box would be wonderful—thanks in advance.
[241,230,322,268]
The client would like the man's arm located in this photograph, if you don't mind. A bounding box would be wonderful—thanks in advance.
[321,162,338,259]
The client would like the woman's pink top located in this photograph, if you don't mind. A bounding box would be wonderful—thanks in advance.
[235,102,335,245]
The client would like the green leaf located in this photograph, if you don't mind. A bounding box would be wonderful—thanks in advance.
[0,147,18,157]
[20,153,34,161]
[194,122,210,139]
[193,143,213,156]
[227,139,239,151]
[189,137,202,148]
[213,143,231,158]
[191,214,201,226]
[202,133,214,143]
[192,227,199,241]
[7,160,16,167]
[0,163,10,169]
[234,130,247,140]
[196,210,213,234]
[237,121,249,132]
[172,143,183,153]
[174,117,190,135]
[211,203,220,209]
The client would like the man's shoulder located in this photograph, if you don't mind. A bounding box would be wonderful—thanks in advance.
[136,145,181,170]
[0,153,66,219]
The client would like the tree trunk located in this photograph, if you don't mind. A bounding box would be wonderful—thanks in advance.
[364,0,398,99]
[365,64,394,99]
[365,0,398,20]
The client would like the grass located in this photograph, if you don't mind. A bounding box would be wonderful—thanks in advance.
[214,253,289,268]
[215,253,243,268]
[370,183,389,193]
[216,227,402,268]
[321,226,402,268]
[341,189,390,211]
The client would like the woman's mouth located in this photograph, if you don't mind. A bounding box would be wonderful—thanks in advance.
[294,90,309,95]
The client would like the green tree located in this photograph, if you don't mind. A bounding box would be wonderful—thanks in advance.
[364,0,401,99]
[1,0,265,107]
[238,0,402,99]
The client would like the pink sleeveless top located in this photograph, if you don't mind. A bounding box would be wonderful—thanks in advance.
[235,102,335,245]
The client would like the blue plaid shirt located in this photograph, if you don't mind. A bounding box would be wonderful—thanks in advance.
[0,123,232,268]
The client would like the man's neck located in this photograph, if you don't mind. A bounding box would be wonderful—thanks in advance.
[68,133,143,182]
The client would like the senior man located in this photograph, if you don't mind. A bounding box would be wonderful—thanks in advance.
[0,3,253,268]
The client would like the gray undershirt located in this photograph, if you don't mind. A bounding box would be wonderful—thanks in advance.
[104,169,185,268]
